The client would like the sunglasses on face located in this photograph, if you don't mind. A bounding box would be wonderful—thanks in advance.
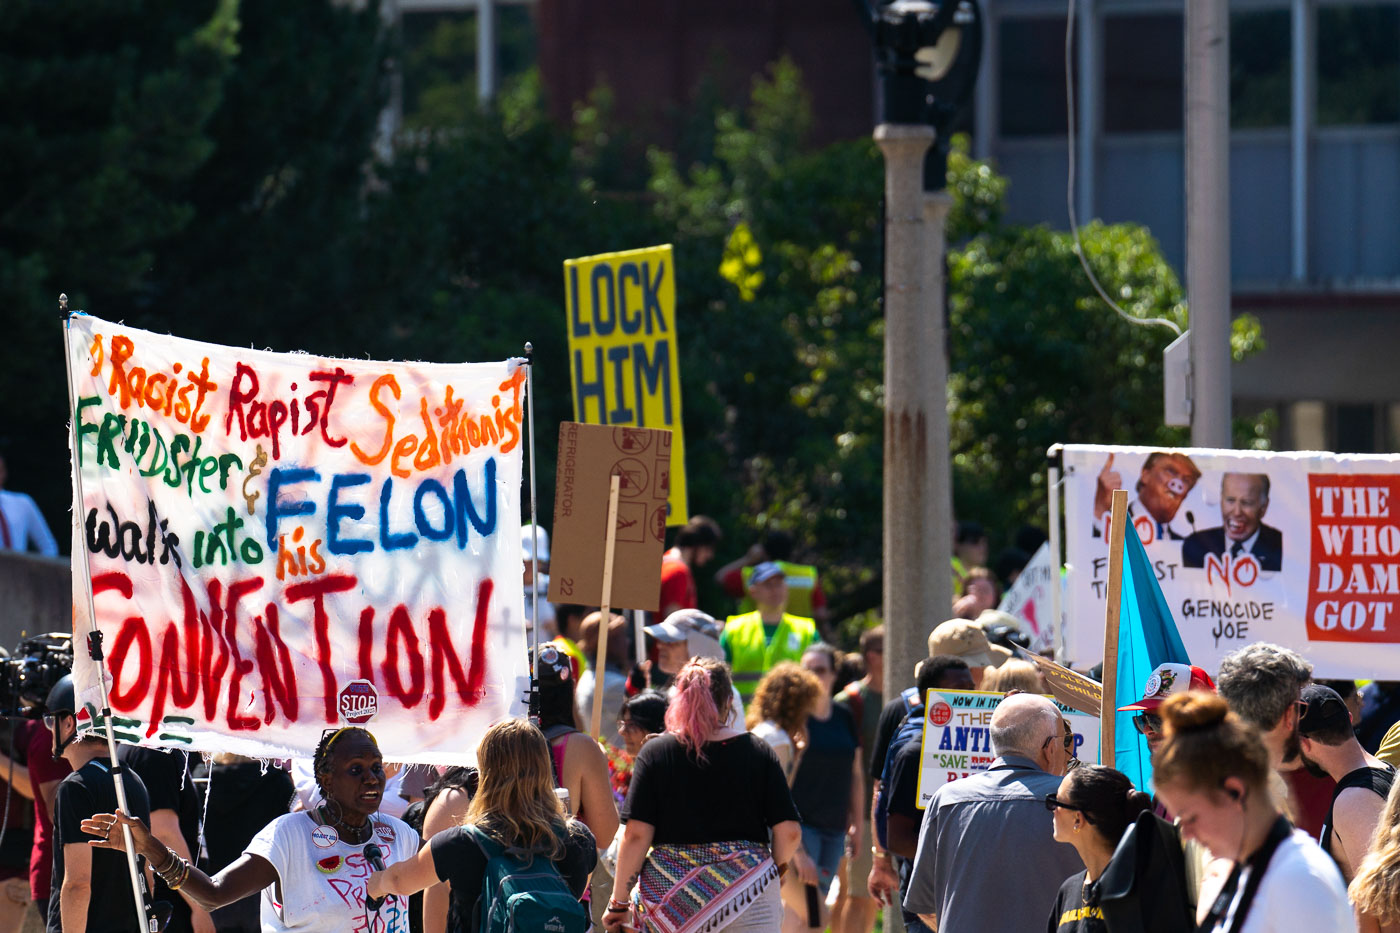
[1132,712,1163,735]
[1044,794,1095,822]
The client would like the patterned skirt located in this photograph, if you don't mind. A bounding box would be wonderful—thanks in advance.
[630,840,778,933]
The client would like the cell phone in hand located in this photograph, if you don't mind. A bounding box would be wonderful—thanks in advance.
[805,883,821,928]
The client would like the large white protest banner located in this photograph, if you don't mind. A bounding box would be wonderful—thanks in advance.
[66,315,528,763]
[1062,444,1400,678]
[915,690,1099,807]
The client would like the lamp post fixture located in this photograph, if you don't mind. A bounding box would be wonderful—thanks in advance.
[862,0,982,714]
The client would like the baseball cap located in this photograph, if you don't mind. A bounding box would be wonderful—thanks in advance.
[749,562,785,585]
[522,524,550,562]
[927,619,1011,669]
[645,609,720,643]
[1117,663,1217,712]
[1298,683,1353,735]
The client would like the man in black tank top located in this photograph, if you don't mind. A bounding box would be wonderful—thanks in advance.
[1298,683,1395,881]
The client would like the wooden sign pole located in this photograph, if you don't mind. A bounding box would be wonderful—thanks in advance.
[1100,489,1129,765]
[590,473,623,740]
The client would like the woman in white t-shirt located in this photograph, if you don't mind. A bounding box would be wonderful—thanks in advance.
[81,728,420,933]
[745,661,822,778]
[1153,692,1353,933]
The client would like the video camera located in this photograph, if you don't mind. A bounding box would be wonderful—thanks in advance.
[0,633,73,718]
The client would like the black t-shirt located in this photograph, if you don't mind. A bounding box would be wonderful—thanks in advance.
[48,756,152,933]
[119,747,202,933]
[428,821,596,933]
[1047,870,1107,933]
[870,698,910,783]
[622,733,800,844]
[886,736,926,924]
[790,705,860,831]
[199,760,295,873]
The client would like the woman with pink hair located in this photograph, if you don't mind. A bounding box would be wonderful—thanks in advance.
[602,657,803,933]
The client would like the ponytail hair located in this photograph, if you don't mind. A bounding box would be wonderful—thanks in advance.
[1061,765,1154,846]
[665,658,732,761]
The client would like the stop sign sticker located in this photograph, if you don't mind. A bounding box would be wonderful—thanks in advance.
[338,680,379,724]
[928,700,953,726]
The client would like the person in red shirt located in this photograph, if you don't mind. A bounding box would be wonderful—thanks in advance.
[0,718,72,922]
[658,516,722,618]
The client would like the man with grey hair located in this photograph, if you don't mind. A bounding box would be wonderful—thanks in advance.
[1216,641,1313,769]
[903,694,1081,931]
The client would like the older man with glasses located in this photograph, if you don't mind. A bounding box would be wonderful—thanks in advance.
[903,693,1081,932]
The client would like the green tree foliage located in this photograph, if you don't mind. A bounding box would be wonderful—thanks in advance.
[0,0,239,532]
[1,4,1263,640]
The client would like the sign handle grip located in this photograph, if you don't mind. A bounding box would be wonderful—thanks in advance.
[590,473,623,740]
[1100,489,1129,765]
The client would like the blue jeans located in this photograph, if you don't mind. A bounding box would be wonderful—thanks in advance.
[800,825,846,897]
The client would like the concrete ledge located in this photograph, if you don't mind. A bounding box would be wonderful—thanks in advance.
[0,551,70,649]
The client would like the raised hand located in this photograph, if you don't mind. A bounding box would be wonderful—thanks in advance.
[1094,453,1122,520]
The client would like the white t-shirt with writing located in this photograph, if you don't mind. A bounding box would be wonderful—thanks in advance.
[246,811,420,933]
[1210,829,1353,933]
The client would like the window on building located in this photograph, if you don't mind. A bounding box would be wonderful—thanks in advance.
[1103,14,1183,133]
[1317,5,1400,125]
[1231,10,1291,128]
[999,17,1071,136]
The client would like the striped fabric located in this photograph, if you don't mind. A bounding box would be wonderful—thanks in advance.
[631,841,777,933]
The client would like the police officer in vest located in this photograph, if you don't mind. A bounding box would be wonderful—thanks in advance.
[720,562,818,705]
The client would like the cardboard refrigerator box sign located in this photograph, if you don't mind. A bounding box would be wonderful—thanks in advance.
[547,422,669,611]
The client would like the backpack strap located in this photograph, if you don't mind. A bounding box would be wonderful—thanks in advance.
[461,824,505,861]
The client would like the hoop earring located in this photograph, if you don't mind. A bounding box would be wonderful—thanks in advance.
[322,796,344,826]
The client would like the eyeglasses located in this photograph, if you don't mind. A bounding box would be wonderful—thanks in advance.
[617,719,642,734]
[1044,794,1095,822]
[41,714,58,731]
[1132,712,1163,735]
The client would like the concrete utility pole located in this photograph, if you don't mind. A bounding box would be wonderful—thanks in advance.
[1185,0,1232,448]
[876,125,954,699]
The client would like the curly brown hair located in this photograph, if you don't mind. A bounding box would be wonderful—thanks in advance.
[746,661,822,741]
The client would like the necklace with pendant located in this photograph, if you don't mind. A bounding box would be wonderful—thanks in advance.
[321,805,372,844]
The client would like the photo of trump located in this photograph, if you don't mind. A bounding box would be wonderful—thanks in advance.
[1093,451,1203,541]
[1182,472,1283,571]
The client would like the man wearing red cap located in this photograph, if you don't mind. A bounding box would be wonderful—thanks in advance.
[1117,662,1218,757]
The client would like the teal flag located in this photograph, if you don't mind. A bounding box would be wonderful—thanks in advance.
[1114,524,1190,793]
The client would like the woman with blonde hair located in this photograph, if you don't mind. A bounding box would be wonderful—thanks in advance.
[1348,778,1400,933]
[1152,691,1350,933]
[603,658,802,933]
[747,661,823,776]
[366,718,596,931]
[982,659,1045,695]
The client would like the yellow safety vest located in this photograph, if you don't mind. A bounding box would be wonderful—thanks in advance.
[722,611,817,701]
[738,561,820,618]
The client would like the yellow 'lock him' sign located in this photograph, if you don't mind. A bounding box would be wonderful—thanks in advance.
[563,244,688,525]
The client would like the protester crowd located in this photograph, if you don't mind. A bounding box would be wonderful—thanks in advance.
[7,505,1400,933]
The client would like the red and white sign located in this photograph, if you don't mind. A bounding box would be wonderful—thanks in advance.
[66,314,529,765]
[339,680,379,725]
[1061,444,1400,678]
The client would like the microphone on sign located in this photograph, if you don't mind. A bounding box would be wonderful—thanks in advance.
[1185,510,1197,533]
[363,842,387,911]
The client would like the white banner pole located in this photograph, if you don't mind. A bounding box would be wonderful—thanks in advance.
[61,299,152,933]
[1048,445,1065,662]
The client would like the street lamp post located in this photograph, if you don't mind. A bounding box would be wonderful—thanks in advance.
[864,0,982,704]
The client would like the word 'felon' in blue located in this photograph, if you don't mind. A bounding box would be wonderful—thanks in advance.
[264,459,497,555]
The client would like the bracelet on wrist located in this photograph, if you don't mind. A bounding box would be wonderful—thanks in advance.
[604,900,629,913]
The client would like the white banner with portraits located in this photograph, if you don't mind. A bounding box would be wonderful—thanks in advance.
[1061,444,1400,679]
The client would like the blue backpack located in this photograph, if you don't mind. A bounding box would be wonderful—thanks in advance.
[874,687,926,847]
[464,825,589,933]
